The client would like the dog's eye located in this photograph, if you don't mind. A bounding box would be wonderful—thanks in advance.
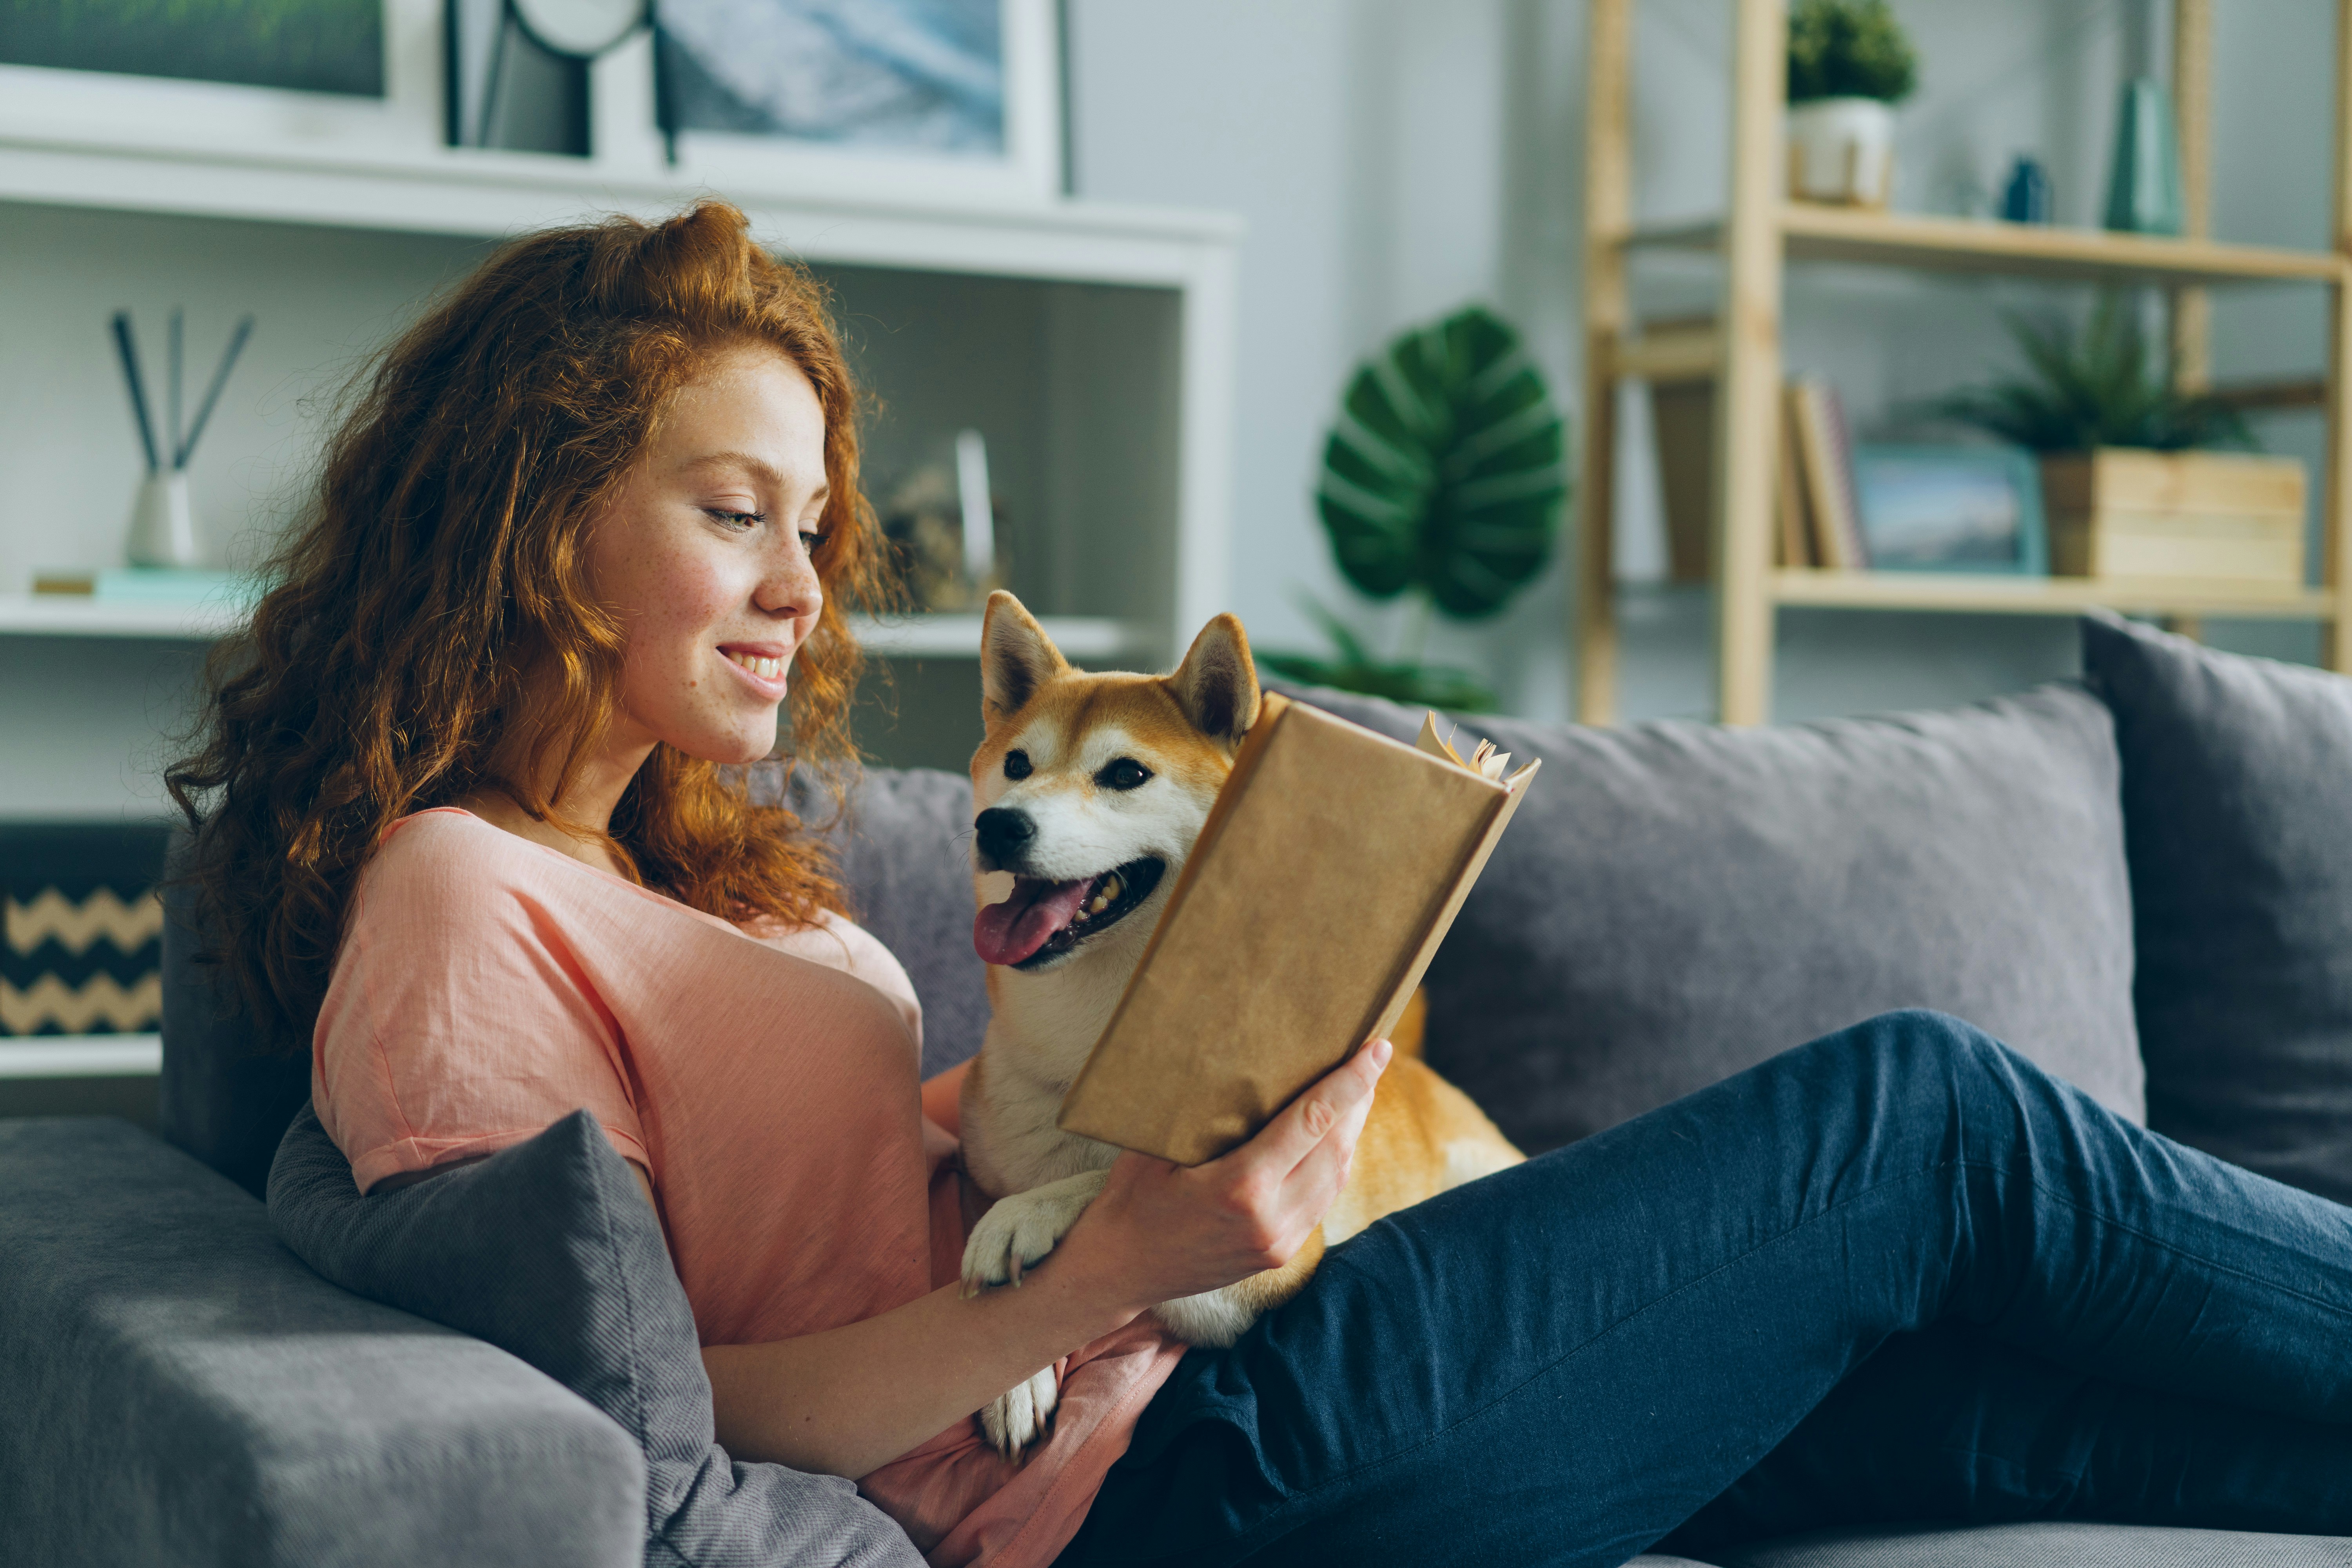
[1003,750,1032,781]
[1094,758,1152,791]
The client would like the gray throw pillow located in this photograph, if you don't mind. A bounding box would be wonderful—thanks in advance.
[2082,612,2352,1203]
[267,1104,923,1568]
[1267,681,2143,1153]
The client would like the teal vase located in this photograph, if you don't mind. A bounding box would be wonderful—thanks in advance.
[2103,78,2185,235]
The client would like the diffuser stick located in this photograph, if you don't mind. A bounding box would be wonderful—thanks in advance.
[168,309,184,473]
[111,311,161,474]
[178,314,254,470]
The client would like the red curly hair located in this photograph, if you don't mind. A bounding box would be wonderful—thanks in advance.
[167,201,889,1049]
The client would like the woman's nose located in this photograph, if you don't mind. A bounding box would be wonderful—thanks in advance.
[759,532,823,621]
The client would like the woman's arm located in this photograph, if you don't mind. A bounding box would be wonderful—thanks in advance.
[699,1037,1390,1478]
[920,1057,971,1138]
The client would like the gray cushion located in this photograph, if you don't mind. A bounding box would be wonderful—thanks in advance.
[0,1115,643,1567]
[163,764,989,1198]
[1267,681,2143,1152]
[1715,1522,2352,1567]
[758,763,990,1079]
[160,827,313,1200]
[268,1103,924,1568]
[2083,613,2352,1204]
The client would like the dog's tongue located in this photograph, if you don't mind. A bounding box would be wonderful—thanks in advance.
[974,877,1095,967]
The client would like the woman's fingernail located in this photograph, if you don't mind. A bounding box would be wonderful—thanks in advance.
[1372,1038,1394,1069]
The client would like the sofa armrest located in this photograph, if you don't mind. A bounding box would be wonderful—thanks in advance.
[0,1117,644,1568]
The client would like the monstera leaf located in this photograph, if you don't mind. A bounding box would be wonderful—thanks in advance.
[1316,305,1568,620]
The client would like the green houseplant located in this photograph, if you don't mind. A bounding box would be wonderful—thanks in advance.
[1785,0,1917,207]
[1936,296,2304,588]
[1261,305,1567,714]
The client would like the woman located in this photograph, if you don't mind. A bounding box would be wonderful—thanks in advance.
[171,203,2352,1568]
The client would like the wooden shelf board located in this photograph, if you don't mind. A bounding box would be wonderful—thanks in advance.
[0,1034,160,1079]
[1770,570,2335,619]
[1626,207,2348,287]
[0,596,1149,660]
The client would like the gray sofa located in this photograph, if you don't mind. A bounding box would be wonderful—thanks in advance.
[5,612,2350,1565]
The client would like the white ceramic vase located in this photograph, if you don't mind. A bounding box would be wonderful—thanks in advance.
[126,470,201,568]
[1786,96,1896,207]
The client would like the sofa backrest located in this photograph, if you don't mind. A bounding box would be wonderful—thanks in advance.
[160,766,990,1198]
[1270,679,2145,1155]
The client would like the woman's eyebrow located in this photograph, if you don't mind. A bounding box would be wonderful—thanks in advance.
[678,450,816,492]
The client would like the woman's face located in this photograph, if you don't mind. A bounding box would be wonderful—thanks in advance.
[587,342,829,767]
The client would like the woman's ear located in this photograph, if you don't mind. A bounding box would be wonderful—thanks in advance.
[1169,613,1260,746]
[980,591,1068,724]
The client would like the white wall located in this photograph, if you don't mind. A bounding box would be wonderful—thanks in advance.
[1067,0,2338,722]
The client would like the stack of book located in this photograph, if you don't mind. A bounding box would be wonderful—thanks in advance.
[1779,376,1869,571]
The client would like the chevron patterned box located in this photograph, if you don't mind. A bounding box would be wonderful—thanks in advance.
[2,822,174,1038]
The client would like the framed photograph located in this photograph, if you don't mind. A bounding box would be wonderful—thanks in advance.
[1851,445,2049,574]
[650,0,1063,203]
[0,0,443,162]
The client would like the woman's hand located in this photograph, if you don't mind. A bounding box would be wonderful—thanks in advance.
[1059,1036,1393,1315]
[702,1035,1389,1478]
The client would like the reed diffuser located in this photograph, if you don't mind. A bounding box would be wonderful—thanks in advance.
[112,308,253,569]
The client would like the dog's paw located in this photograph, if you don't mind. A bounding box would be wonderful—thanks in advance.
[960,1171,1106,1296]
[979,1365,1060,1456]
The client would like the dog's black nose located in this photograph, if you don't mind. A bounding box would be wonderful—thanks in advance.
[974,808,1037,868]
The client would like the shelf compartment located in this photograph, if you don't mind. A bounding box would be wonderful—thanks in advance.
[0,1034,161,1079]
[1626,206,2350,288]
[1770,570,2336,619]
[0,595,1152,661]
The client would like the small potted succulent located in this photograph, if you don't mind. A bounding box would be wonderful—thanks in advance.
[1786,0,1917,207]
[1938,296,2306,589]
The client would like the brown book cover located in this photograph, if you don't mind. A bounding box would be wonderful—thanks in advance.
[1777,388,1813,568]
[1056,694,1540,1166]
[1789,376,1867,570]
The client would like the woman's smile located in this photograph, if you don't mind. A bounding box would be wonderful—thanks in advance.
[720,642,794,696]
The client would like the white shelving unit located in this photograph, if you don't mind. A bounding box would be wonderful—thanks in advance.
[0,118,1241,806]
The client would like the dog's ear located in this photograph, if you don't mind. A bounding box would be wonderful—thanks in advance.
[980,591,1068,724]
[1169,613,1260,746]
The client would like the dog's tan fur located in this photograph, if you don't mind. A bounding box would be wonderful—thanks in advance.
[957,592,1522,1454]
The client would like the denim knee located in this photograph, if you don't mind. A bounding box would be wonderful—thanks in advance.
[1821,1008,2031,1127]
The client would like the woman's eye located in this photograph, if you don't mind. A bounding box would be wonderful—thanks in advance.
[799,529,826,555]
[1003,750,1032,780]
[1094,758,1151,791]
[706,508,764,531]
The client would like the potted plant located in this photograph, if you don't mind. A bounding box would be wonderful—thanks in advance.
[1786,0,1917,207]
[1262,305,1569,714]
[1937,296,2306,588]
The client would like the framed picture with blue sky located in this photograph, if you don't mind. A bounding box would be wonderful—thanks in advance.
[1851,444,2049,575]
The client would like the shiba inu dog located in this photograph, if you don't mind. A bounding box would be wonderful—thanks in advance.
[957,591,1524,1455]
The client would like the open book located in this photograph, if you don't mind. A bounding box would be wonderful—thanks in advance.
[1055,694,1541,1165]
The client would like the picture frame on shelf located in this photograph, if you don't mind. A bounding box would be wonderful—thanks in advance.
[1850,445,2049,575]
[0,0,443,165]
[648,0,1063,205]
[0,0,385,95]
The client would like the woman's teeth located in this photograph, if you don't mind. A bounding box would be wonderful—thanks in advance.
[727,651,786,679]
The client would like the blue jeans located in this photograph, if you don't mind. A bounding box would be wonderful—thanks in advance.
[1057,1011,2352,1567]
